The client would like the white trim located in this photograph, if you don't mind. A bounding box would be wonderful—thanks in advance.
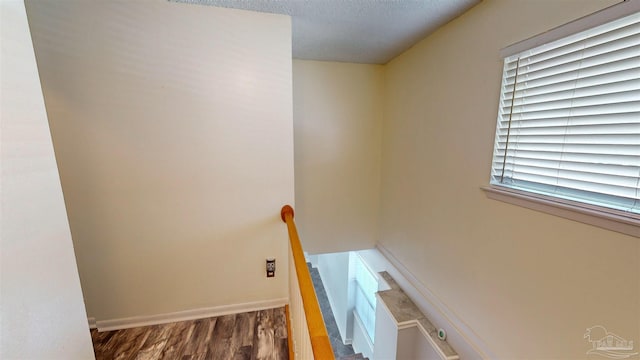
[375,292,415,329]
[415,323,459,360]
[375,293,459,360]
[352,310,374,351]
[355,252,381,284]
[482,186,640,238]
[376,244,497,359]
[501,0,640,58]
[95,298,288,332]
[351,309,374,359]
[88,317,97,329]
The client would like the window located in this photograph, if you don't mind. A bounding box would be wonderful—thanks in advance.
[489,5,640,228]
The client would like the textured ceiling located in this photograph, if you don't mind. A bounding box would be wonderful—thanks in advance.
[172,0,480,64]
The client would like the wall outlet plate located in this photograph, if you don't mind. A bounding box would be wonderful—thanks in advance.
[266,258,276,278]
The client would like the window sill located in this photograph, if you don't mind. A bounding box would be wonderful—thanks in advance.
[481,186,639,238]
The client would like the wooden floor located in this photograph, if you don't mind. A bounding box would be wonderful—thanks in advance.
[91,307,289,360]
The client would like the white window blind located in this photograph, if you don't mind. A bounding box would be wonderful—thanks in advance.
[491,10,640,217]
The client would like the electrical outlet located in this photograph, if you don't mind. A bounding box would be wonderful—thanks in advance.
[266,258,275,278]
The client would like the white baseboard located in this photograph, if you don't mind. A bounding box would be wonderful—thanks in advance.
[95,298,288,332]
[88,317,97,329]
[375,244,496,359]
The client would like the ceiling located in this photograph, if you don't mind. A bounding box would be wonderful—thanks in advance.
[173,0,481,64]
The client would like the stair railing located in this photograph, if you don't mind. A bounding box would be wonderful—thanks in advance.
[281,205,334,360]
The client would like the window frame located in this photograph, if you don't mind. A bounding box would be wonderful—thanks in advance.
[484,0,640,238]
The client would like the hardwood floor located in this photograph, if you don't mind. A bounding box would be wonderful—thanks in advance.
[91,307,289,360]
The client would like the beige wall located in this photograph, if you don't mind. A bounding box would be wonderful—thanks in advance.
[0,1,95,358]
[26,0,294,321]
[380,0,638,358]
[293,60,382,253]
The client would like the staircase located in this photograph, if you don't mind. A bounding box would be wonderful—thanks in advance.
[307,263,368,360]
[338,353,368,360]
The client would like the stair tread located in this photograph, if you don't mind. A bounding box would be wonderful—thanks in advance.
[338,353,367,360]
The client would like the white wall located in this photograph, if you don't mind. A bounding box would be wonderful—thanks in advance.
[397,327,441,360]
[293,60,382,253]
[380,0,639,358]
[373,298,399,360]
[0,1,95,358]
[25,0,294,322]
[352,311,374,359]
[316,251,352,342]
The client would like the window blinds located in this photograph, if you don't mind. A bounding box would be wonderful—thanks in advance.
[491,11,640,216]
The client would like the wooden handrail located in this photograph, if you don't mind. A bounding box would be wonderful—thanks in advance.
[281,205,335,360]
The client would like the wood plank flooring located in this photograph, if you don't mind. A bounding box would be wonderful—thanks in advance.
[91,307,289,360]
